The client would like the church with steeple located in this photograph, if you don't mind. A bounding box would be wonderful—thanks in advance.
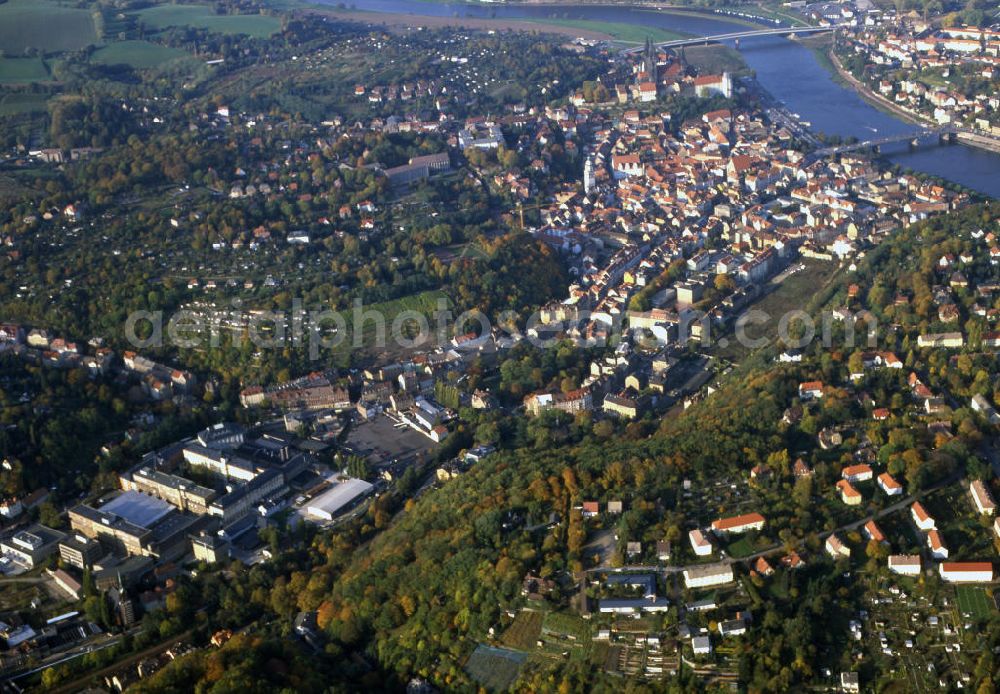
[642,36,656,79]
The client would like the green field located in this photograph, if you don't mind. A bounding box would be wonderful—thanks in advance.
[956,585,993,619]
[523,18,688,44]
[726,536,757,558]
[0,0,99,55]
[91,41,189,69]
[465,644,526,691]
[133,5,281,38]
[0,57,50,84]
[357,290,450,334]
[542,611,590,641]
[0,92,49,116]
[709,4,811,27]
[682,44,748,75]
[712,257,842,362]
[500,609,544,651]
[326,289,453,360]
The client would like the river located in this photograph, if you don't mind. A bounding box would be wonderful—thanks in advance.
[329,1,1000,197]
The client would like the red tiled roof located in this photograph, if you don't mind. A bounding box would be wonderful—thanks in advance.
[712,512,765,531]
[879,473,902,490]
[940,562,992,572]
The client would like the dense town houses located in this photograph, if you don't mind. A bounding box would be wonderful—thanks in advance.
[837,17,1000,134]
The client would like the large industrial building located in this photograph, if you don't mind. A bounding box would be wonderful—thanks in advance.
[0,524,66,568]
[68,491,204,563]
[118,424,312,530]
[182,445,258,482]
[122,466,216,514]
[58,533,104,569]
[305,478,374,521]
[208,468,285,524]
[68,503,152,557]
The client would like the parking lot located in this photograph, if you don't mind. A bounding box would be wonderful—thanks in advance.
[342,413,437,469]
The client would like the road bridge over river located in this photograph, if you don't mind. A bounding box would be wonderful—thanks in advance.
[622,25,834,53]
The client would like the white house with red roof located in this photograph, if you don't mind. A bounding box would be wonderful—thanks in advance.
[878,473,903,496]
[689,529,713,557]
[841,464,873,482]
[863,520,886,544]
[927,530,948,559]
[939,562,993,583]
[911,501,935,531]
[711,512,765,535]
[836,480,862,506]
[754,557,774,577]
[798,381,824,400]
[825,534,850,559]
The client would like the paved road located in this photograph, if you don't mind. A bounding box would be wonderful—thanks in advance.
[37,629,192,694]
[586,472,961,578]
[722,471,961,566]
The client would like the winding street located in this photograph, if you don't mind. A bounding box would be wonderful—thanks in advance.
[588,469,962,578]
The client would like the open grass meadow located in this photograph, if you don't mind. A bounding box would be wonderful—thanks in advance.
[90,41,190,69]
[682,44,749,75]
[523,18,688,45]
[542,610,591,640]
[0,0,99,55]
[500,609,544,651]
[318,289,453,363]
[725,535,757,558]
[359,290,451,338]
[0,57,50,84]
[0,92,49,116]
[132,5,281,38]
[712,257,841,363]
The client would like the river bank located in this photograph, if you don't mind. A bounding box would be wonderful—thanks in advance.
[825,48,929,127]
[302,0,793,34]
[957,132,1000,155]
[823,44,1000,157]
[304,0,1000,195]
[299,5,620,40]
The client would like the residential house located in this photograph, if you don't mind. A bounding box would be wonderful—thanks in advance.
[970,480,996,515]
[842,464,873,482]
[656,540,672,562]
[754,557,774,577]
[911,502,936,531]
[825,533,850,559]
[888,554,922,576]
[917,332,964,348]
[878,473,903,496]
[863,520,886,544]
[711,512,765,535]
[927,530,949,559]
[939,562,993,583]
[798,381,824,400]
[689,529,713,556]
[524,389,593,416]
[793,459,812,478]
[836,480,862,506]
[683,563,734,589]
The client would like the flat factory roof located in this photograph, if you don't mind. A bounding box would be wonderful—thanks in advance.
[100,491,173,529]
[306,478,374,518]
